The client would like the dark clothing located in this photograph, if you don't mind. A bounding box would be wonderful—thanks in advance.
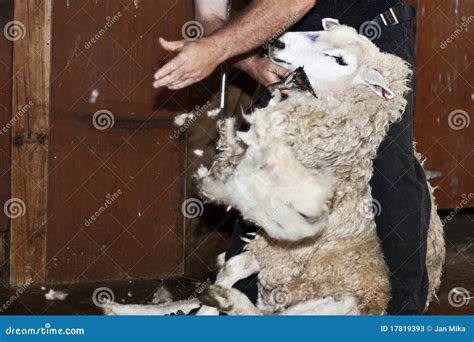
[227,1,431,315]
[242,0,399,31]
[292,0,399,31]
[370,19,430,315]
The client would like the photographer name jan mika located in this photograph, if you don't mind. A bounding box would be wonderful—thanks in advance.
[380,325,467,333]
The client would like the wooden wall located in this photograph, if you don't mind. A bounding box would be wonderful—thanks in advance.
[7,0,192,285]
[413,0,474,209]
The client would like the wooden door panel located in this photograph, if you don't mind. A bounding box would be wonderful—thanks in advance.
[414,0,473,209]
[45,0,191,283]
[0,0,12,235]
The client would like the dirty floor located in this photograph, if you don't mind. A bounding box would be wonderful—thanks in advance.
[0,211,472,316]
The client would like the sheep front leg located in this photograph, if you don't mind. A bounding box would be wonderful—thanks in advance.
[215,253,260,287]
[196,253,260,315]
[200,285,263,315]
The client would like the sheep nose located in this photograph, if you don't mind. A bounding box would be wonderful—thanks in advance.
[271,39,285,49]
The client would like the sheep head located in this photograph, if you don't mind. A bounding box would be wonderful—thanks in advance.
[269,19,411,104]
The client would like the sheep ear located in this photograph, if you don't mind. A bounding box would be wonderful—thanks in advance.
[362,69,395,100]
[322,18,340,31]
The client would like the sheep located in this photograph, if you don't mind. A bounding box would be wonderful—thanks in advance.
[196,20,445,315]
[102,20,444,316]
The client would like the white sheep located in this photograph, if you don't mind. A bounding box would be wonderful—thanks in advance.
[196,20,445,315]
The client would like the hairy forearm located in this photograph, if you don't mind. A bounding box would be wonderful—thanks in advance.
[206,0,316,63]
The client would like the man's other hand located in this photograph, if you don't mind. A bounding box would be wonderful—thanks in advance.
[153,37,224,90]
[238,56,290,88]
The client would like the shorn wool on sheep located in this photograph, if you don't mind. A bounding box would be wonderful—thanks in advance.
[196,22,445,315]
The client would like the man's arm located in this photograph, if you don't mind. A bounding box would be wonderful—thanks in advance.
[208,0,315,62]
[153,0,316,89]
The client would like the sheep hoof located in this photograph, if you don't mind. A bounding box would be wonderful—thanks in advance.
[199,285,235,312]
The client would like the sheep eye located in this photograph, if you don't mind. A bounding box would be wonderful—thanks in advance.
[326,54,348,66]
[334,56,348,66]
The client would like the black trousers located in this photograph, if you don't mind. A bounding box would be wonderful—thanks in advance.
[225,20,431,315]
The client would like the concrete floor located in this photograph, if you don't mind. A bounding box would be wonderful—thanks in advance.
[0,211,472,316]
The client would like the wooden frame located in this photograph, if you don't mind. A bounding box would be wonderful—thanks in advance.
[10,0,51,285]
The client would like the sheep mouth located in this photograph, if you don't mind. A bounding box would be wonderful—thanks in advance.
[270,39,286,50]
[268,50,291,67]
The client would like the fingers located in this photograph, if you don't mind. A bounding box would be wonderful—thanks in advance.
[271,64,290,78]
[261,73,282,88]
[158,37,185,52]
[154,58,185,87]
[153,72,180,88]
[153,39,186,83]
[168,78,196,90]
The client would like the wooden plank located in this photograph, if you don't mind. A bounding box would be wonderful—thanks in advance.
[0,0,13,234]
[0,0,14,283]
[9,0,51,285]
[413,0,474,209]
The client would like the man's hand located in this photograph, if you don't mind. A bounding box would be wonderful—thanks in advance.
[237,56,290,87]
[153,37,224,90]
